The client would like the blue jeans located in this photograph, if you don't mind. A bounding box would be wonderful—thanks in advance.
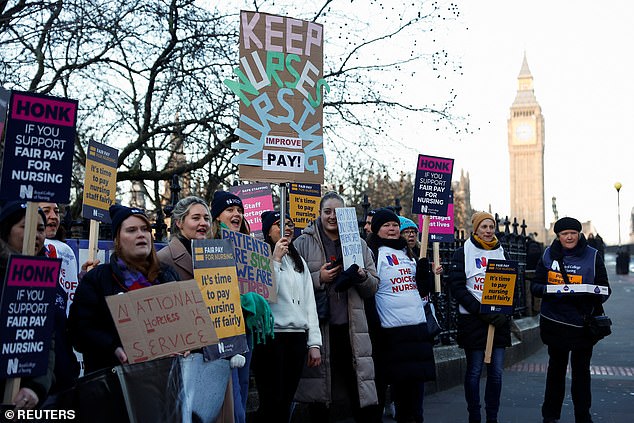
[464,347,505,423]
[180,354,231,423]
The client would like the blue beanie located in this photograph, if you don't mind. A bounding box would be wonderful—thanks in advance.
[109,204,148,239]
[399,216,418,233]
[211,191,243,219]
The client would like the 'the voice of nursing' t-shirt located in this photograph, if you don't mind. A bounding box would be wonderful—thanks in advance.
[375,245,424,328]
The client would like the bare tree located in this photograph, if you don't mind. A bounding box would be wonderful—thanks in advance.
[0,0,465,216]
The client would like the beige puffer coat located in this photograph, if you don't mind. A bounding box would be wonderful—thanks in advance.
[293,221,379,407]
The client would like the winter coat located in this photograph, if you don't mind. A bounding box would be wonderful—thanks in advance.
[530,234,611,349]
[68,256,180,374]
[448,236,512,350]
[157,237,194,281]
[293,221,379,407]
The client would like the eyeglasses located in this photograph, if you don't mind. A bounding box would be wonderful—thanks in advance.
[275,221,295,229]
[402,229,417,236]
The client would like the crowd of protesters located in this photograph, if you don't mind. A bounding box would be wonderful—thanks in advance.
[0,192,611,423]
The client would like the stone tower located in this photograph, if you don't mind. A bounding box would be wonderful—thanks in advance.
[508,53,547,242]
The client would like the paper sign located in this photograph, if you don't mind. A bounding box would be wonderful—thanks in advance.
[229,183,274,239]
[192,239,248,359]
[106,280,218,364]
[220,228,276,302]
[480,259,518,315]
[0,91,77,202]
[335,207,364,269]
[82,140,119,223]
[225,11,327,184]
[289,183,320,236]
[412,154,454,216]
[0,255,60,378]
[546,284,609,295]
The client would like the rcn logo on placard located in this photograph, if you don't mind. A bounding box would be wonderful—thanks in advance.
[19,185,34,199]
[386,254,400,266]
[475,257,487,269]
[7,358,19,375]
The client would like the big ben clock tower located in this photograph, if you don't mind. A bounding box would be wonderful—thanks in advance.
[508,53,546,242]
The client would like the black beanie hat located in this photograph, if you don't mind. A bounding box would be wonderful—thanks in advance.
[0,201,47,241]
[261,210,292,237]
[554,217,582,234]
[371,208,400,234]
[211,191,243,219]
[109,204,148,239]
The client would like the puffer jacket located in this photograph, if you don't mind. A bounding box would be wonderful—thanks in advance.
[293,221,379,407]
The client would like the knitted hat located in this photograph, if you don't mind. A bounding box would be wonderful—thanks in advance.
[371,208,400,234]
[0,201,47,227]
[109,204,149,239]
[399,216,418,233]
[471,211,495,232]
[554,216,582,234]
[261,210,292,237]
[211,191,243,219]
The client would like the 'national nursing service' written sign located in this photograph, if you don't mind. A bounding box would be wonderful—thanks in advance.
[480,259,518,315]
[412,154,454,216]
[0,91,77,203]
[192,239,247,359]
[82,140,119,223]
[225,11,327,184]
[105,280,218,364]
[0,255,60,378]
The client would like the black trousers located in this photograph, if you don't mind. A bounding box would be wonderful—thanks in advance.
[542,344,593,423]
[252,331,308,423]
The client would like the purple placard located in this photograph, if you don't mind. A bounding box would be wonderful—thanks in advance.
[229,183,274,239]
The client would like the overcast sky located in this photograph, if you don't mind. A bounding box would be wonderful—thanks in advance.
[398,0,634,245]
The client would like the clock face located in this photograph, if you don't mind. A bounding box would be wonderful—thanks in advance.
[515,123,534,143]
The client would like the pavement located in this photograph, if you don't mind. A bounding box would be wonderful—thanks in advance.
[412,254,634,423]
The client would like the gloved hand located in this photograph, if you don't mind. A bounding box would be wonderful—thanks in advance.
[479,313,507,328]
[229,354,246,368]
[334,264,361,292]
[415,257,432,296]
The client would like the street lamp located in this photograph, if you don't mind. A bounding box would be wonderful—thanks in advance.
[614,182,622,246]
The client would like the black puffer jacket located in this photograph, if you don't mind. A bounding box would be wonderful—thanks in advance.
[68,256,180,374]
[448,237,512,350]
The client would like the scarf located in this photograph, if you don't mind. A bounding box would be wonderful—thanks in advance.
[473,234,499,250]
[240,292,275,345]
[116,257,158,291]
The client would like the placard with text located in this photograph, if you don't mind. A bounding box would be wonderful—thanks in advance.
[82,139,119,222]
[229,183,274,240]
[480,259,518,315]
[412,154,454,216]
[335,207,364,270]
[289,182,320,236]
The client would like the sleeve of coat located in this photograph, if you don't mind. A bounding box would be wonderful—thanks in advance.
[293,234,324,290]
[530,252,549,298]
[302,258,323,348]
[448,248,481,315]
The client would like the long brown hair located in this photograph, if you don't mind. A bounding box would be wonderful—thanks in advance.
[114,214,162,282]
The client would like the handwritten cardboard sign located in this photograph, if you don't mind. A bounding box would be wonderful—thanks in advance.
[412,154,454,216]
[226,11,326,184]
[82,139,118,223]
[220,228,276,302]
[0,91,77,202]
[0,255,60,378]
[480,259,518,315]
[106,280,218,364]
[192,239,248,359]
[335,207,364,270]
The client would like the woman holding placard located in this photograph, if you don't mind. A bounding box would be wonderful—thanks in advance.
[366,208,440,423]
[293,191,379,422]
[531,217,610,423]
[251,210,322,423]
[68,205,180,374]
[0,201,52,410]
[448,211,511,423]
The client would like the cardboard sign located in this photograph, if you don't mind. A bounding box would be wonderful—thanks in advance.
[226,11,326,184]
[546,284,609,295]
[335,207,364,270]
[0,91,77,202]
[106,280,218,364]
[82,140,119,223]
[289,183,320,236]
[229,183,274,239]
[421,191,455,243]
[0,255,60,378]
[220,228,276,302]
[412,154,454,216]
[192,239,248,359]
[480,259,518,315]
